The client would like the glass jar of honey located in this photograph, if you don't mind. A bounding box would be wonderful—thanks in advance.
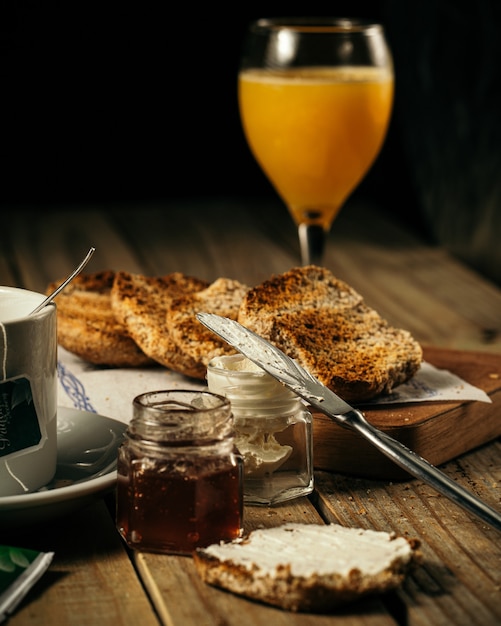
[116,389,243,554]
[207,355,314,506]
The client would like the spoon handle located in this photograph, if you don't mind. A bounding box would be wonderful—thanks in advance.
[30,247,96,316]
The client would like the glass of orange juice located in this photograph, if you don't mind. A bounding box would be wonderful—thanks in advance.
[238,18,394,265]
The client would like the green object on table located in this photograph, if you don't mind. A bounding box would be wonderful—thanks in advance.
[0,546,54,623]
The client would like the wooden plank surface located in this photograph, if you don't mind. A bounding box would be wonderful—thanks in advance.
[2,199,501,626]
[3,200,501,356]
[135,499,397,626]
[313,443,501,626]
[2,499,160,626]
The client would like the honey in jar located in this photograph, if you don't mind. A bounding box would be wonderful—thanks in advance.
[116,389,243,554]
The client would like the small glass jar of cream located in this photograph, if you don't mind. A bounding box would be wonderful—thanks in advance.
[116,389,243,554]
[207,355,314,506]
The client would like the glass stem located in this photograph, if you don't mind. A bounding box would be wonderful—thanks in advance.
[298,223,325,266]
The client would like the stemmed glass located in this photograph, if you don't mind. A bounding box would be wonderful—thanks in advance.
[238,17,394,266]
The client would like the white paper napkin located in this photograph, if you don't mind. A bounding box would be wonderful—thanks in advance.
[57,348,205,422]
[366,361,491,405]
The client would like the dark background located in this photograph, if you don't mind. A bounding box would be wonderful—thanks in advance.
[0,2,405,206]
[2,2,501,284]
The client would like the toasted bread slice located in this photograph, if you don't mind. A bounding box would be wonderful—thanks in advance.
[166,277,249,371]
[55,314,153,367]
[193,522,421,612]
[48,270,153,367]
[110,270,209,378]
[238,266,423,402]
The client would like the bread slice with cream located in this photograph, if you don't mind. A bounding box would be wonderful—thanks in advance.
[193,522,421,612]
[237,266,423,402]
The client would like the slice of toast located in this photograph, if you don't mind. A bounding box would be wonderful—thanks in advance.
[166,277,249,373]
[238,266,423,402]
[110,270,210,378]
[47,270,153,367]
[193,522,421,612]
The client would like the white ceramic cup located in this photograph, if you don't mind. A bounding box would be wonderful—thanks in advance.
[0,286,58,496]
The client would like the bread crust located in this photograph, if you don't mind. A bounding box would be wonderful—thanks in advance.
[238,266,423,402]
[110,271,210,378]
[48,270,153,367]
[166,277,249,370]
[56,314,152,367]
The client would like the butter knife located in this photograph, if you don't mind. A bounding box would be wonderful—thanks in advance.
[197,312,501,532]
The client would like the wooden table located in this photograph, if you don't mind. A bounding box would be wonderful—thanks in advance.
[2,197,500,626]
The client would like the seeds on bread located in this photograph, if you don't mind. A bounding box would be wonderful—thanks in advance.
[166,277,249,372]
[237,266,423,402]
[110,271,210,379]
[193,522,422,612]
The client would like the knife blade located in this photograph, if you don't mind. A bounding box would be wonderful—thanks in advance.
[197,312,501,532]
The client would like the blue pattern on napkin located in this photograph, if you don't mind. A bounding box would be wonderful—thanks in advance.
[57,361,97,413]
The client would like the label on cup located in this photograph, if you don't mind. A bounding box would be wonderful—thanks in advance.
[0,377,42,459]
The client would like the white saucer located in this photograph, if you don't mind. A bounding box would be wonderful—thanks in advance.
[0,407,126,529]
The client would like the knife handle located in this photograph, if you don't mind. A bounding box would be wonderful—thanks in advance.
[342,409,501,532]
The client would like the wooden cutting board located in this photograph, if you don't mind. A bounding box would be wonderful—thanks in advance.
[312,346,501,480]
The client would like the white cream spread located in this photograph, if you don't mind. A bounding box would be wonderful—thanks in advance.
[234,434,292,477]
[207,355,295,477]
[210,354,264,373]
[202,523,414,578]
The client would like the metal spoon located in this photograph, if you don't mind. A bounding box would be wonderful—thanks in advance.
[30,247,96,316]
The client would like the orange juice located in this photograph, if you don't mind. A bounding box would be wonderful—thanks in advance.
[238,66,394,229]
